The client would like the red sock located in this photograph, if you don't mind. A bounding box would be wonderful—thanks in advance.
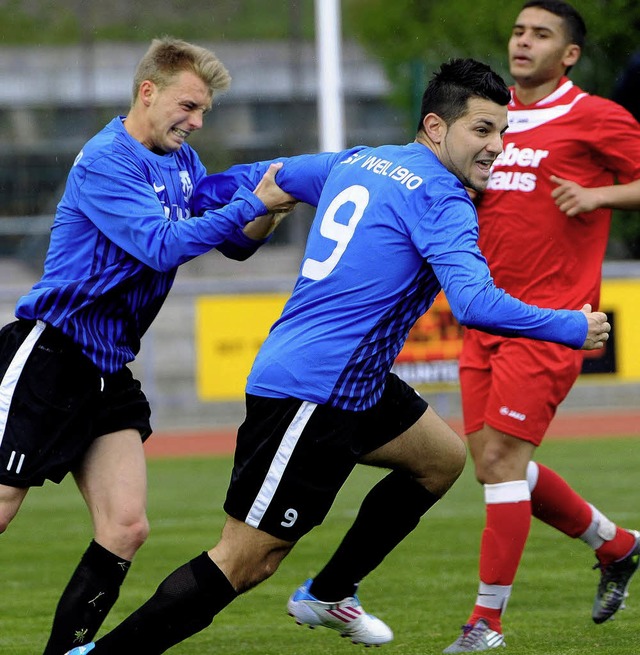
[597,528,637,567]
[531,464,634,565]
[469,605,501,631]
[469,481,531,633]
[530,463,592,537]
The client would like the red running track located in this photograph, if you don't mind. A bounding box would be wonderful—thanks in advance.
[145,409,640,459]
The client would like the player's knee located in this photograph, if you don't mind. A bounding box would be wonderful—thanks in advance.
[123,515,150,551]
[473,456,494,484]
[243,555,283,592]
[232,545,290,594]
[450,436,467,477]
[230,563,268,594]
[99,515,150,558]
[434,434,467,491]
[418,445,466,496]
[473,447,511,484]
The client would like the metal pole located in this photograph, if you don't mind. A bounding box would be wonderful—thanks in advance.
[315,0,345,152]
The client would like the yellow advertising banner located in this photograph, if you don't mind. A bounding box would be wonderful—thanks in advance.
[195,279,640,401]
[597,279,640,379]
[196,294,288,400]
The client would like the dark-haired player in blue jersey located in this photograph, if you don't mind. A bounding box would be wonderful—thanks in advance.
[0,37,294,655]
[64,57,610,655]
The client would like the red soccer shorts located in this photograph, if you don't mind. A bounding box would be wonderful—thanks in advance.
[459,328,584,445]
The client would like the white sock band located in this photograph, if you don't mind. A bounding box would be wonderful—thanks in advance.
[579,504,616,549]
[484,480,530,505]
[475,582,512,612]
[526,461,539,492]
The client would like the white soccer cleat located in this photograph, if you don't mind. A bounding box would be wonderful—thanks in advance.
[287,579,393,646]
[443,619,505,653]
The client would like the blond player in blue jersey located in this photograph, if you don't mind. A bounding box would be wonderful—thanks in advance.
[0,37,293,655]
[64,58,610,655]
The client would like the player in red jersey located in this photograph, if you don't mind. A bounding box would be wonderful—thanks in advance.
[444,1,640,651]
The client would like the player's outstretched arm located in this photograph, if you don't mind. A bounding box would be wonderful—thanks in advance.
[580,303,611,350]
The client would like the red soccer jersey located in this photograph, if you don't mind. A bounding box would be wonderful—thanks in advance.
[477,78,640,310]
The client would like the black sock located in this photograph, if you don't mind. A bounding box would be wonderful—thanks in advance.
[311,471,440,601]
[94,552,237,655]
[42,540,131,655]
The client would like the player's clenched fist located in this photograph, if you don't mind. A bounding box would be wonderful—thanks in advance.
[579,303,611,350]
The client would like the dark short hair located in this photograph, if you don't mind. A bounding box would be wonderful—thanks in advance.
[416,58,511,133]
[521,0,586,47]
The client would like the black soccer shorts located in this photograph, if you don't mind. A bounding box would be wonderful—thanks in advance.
[0,320,152,487]
[224,372,428,541]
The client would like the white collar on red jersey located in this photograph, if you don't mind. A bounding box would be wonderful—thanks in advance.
[507,78,588,132]
[535,79,574,105]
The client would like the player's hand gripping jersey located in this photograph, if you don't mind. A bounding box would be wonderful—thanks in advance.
[195,143,589,411]
[478,79,640,310]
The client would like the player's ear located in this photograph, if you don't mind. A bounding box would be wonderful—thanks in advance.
[422,112,446,144]
[563,43,581,69]
[138,80,156,107]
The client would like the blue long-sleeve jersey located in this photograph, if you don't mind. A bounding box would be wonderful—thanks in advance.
[195,142,589,411]
[16,117,268,373]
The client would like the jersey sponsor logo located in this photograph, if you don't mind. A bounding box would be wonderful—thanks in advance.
[487,143,549,192]
[487,170,537,192]
[494,143,549,168]
[499,405,526,422]
[153,182,166,193]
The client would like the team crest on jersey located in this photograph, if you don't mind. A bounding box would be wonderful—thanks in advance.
[179,170,194,201]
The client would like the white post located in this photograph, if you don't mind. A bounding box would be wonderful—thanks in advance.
[315,0,345,152]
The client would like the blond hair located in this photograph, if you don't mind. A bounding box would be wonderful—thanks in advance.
[132,37,231,103]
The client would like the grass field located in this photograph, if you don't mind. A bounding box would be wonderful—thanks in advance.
[1,436,639,655]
